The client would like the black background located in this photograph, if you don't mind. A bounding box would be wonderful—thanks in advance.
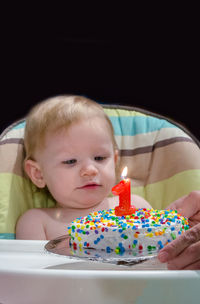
[1,9,199,139]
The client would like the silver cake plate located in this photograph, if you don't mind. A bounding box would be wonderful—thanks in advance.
[45,235,159,266]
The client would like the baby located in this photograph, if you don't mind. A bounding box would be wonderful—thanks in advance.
[16,95,152,240]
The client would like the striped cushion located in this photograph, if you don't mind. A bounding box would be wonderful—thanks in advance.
[0,105,200,239]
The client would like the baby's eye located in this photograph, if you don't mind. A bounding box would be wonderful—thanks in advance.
[62,159,77,165]
[94,156,106,162]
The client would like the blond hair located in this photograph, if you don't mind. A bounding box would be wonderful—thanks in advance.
[24,95,117,160]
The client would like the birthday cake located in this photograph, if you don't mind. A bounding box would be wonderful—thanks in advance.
[68,208,189,255]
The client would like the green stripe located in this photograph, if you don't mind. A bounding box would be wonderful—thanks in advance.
[104,108,147,117]
[0,173,55,234]
[132,169,200,209]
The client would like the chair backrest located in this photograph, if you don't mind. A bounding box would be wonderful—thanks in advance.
[1,104,200,239]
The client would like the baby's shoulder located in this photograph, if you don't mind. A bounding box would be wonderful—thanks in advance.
[16,208,51,240]
[19,208,49,221]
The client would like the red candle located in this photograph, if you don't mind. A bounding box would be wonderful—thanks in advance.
[112,167,136,216]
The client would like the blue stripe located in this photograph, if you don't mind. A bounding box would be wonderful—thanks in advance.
[12,122,26,130]
[109,116,177,136]
[0,233,16,239]
[10,117,176,135]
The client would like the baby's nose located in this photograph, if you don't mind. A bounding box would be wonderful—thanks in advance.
[80,163,98,177]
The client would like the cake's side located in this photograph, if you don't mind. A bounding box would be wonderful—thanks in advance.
[68,208,189,255]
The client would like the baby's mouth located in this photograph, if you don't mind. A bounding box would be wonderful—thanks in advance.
[78,183,101,189]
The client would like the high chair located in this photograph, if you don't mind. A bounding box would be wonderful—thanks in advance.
[0,104,200,239]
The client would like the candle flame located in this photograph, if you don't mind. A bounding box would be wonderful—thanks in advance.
[121,166,128,179]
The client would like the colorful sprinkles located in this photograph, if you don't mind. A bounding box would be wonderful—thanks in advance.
[68,208,189,255]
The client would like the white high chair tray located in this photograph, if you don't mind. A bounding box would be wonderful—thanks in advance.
[0,239,199,304]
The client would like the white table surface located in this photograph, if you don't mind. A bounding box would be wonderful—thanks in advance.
[0,239,199,304]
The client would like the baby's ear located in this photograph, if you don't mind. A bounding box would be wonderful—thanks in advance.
[24,160,46,188]
[114,149,119,164]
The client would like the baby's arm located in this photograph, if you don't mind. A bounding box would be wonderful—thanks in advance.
[16,209,47,240]
[130,194,152,209]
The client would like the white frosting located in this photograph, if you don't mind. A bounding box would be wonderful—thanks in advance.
[68,208,189,254]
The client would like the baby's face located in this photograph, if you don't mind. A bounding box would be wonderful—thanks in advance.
[34,117,118,209]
